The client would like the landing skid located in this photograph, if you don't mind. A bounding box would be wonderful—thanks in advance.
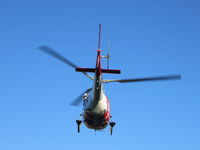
[76,120,116,135]
[76,120,82,133]
[109,122,116,135]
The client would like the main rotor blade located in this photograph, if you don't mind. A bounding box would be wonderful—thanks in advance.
[70,88,92,106]
[38,45,94,80]
[38,45,77,68]
[103,74,181,83]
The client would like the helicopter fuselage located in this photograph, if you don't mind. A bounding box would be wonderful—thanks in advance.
[82,50,111,130]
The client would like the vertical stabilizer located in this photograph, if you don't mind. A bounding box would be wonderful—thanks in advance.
[98,24,102,50]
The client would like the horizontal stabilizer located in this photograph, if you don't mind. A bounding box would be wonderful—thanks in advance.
[101,69,121,74]
[76,68,121,74]
[76,68,96,73]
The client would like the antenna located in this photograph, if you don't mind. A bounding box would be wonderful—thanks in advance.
[98,24,102,50]
[107,40,110,69]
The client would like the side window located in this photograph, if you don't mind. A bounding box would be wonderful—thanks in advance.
[83,93,88,105]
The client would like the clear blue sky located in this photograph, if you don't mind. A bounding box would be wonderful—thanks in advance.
[0,0,200,150]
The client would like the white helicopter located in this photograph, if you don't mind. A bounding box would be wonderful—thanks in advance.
[39,24,181,135]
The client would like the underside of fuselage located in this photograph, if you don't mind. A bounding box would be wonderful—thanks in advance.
[83,110,110,130]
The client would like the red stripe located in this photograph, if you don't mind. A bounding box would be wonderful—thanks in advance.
[106,96,110,112]
[104,97,111,121]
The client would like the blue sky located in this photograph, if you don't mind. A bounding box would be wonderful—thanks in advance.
[0,0,200,149]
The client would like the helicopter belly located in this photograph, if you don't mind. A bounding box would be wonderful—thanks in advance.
[84,109,110,130]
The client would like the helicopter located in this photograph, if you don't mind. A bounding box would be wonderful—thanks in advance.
[38,24,181,135]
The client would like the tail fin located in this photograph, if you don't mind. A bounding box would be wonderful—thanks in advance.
[98,24,102,50]
[76,25,121,75]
